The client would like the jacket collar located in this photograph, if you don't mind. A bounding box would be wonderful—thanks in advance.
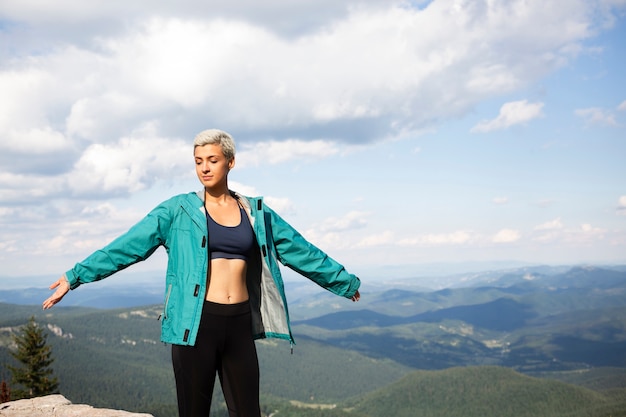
[195,188,254,206]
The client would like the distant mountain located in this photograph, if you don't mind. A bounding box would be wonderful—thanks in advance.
[294,298,536,331]
[368,264,579,291]
[3,264,624,310]
[0,287,164,309]
[483,265,626,290]
[291,266,626,372]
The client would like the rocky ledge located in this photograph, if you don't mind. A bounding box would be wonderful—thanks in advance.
[0,394,154,417]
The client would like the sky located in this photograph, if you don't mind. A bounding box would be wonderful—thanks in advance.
[1,0,625,287]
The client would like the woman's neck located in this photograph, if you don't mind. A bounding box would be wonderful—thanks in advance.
[204,186,232,205]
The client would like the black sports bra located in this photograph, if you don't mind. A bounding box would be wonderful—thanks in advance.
[205,205,255,261]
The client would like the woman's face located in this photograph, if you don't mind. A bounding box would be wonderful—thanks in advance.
[194,144,234,189]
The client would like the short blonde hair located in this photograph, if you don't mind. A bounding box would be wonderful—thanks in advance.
[193,129,236,161]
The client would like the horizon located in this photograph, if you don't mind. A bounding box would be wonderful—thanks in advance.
[3,260,625,292]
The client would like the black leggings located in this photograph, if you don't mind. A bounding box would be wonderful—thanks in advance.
[171,300,261,417]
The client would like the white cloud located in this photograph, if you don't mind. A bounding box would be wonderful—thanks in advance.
[532,218,564,242]
[64,126,191,196]
[357,231,394,248]
[575,107,618,126]
[533,231,558,243]
[534,217,564,231]
[492,229,521,243]
[316,211,369,233]
[2,127,73,153]
[227,181,295,215]
[617,196,626,216]
[471,100,545,133]
[0,1,387,38]
[0,68,48,132]
[229,181,296,215]
[0,171,67,203]
[228,181,259,199]
[0,0,613,200]
[263,197,295,215]
[399,231,473,246]
[300,211,369,250]
[0,0,604,150]
[580,223,602,234]
[565,223,605,244]
[618,100,626,111]
[531,219,608,244]
[493,197,509,205]
[0,199,147,260]
[238,139,340,167]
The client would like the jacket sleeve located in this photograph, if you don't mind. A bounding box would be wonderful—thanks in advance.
[65,201,173,290]
[265,206,360,298]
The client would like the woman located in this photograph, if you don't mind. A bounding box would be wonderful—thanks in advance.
[43,129,361,417]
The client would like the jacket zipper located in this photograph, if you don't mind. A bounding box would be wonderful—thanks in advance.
[158,283,173,321]
[180,200,211,344]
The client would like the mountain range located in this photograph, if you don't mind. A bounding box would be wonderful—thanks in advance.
[1,264,626,416]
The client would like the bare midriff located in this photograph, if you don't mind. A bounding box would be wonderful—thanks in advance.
[205,258,249,304]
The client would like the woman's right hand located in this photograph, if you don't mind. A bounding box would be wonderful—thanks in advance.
[42,276,70,310]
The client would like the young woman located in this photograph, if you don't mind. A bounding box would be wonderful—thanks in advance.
[43,129,361,417]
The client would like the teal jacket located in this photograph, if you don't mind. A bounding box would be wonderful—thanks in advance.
[65,191,361,346]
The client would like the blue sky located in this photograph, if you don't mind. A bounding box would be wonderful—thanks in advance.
[0,0,625,286]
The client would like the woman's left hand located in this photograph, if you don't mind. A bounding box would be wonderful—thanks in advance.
[351,290,360,302]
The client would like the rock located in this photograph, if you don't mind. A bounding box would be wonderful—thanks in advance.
[0,394,154,417]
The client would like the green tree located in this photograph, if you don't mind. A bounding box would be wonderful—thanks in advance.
[8,317,59,399]
[1,379,10,403]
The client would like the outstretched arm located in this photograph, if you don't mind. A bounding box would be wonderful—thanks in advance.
[266,206,361,299]
[42,276,70,309]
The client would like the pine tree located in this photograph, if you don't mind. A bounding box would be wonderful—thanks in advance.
[8,316,59,399]
[0,379,10,403]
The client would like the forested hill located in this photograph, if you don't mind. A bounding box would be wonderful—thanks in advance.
[347,366,626,417]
